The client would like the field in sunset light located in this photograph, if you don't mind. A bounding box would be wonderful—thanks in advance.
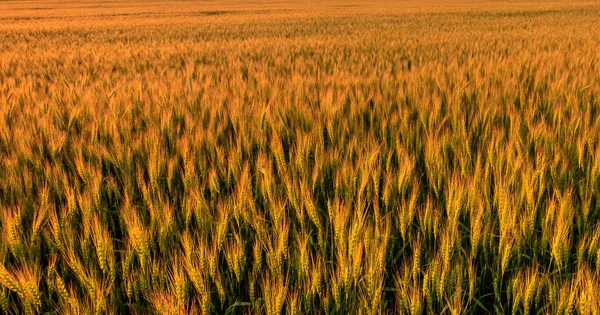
[1,1,600,313]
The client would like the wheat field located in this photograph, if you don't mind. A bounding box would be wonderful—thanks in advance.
[1,0,600,314]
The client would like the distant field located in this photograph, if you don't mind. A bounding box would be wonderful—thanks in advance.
[1,1,599,313]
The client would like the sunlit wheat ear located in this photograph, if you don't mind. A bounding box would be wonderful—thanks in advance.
[207,242,219,281]
[365,270,385,314]
[31,184,50,244]
[309,256,324,298]
[434,253,447,302]
[135,166,152,213]
[448,261,466,315]
[256,152,273,201]
[53,271,72,307]
[382,173,393,210]
[295,232,310,280]
[440,225,455,270]
[271,133,287,176]
[394,263,410,313]
[557,280,577,315]
[349,209,366,284]
[575,236,589,271]
[276,216,291,271]
[407,283,424,315]
[168,262,188,313]
[91,215,115,277]
[336,249,350,291]
[293,132,307,178]
[191,191,212,236]
[520,267,539,315]
[398,182,419,242]
[157,201,176,255]
[0,264,23,302]
[224,232,246,283]
[550,225,570,271]
[252,239,264,276]
[207,167,220,200]
[330,198,349,253]
[182,244,209,309]
[2,206,23,259]
[63,243,97,304]
[215,202,230,251]
[411,236,422,283]
[283,175,302,227]
[286,289,301,315]
[73,150,88,184]
[576,266,600,314]
[0,264,41,314]
[500,236,514,277]
[469,199,484,258]
[64,185,78,220]
[597,247,600,271]
[301,181,321,226]
[0,288,10,313]
[549,193,573,271]
[329,268,343,312]
[261,274,288,315]
[121,200,151,272]
[148,287,178,315]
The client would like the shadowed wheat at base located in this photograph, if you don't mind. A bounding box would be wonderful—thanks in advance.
[0,0,599,314]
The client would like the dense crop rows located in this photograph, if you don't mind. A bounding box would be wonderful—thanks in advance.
[1,1,600,314]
